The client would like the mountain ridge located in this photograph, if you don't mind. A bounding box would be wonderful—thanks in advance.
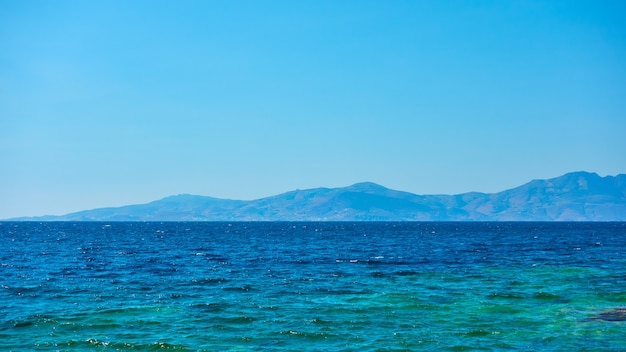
[6,171,626,221]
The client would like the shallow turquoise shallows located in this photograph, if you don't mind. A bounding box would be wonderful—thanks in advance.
[1,222,625,351]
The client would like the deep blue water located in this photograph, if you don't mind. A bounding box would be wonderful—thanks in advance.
[1,222,625,351]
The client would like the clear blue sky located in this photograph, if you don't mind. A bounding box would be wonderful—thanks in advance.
[1,0,625,218]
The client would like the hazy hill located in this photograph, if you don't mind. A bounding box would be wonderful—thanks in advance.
[8,172,626,221]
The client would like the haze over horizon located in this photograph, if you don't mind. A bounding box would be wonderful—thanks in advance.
[2,1,625,218]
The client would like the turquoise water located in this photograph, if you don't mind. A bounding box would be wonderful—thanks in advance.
[1,222,625,351]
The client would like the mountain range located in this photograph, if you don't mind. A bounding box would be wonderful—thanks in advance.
[8,171,626,221]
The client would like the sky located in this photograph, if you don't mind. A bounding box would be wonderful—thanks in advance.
[1,0,625,218]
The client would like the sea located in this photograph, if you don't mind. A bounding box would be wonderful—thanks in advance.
[1,222,625,351]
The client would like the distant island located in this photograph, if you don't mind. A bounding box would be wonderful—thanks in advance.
[7,171,626,221]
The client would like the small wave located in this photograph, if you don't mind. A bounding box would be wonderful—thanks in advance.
[394,270,422,276]
[214,315,258,324]
[488,292,525,300]
[191,278,229,285]
[463,329,492,337]
[315,287,372,295]
[11,314,58,329]
[532,291,567,303]
[190,302,232,313]
[584,307,626,322]
[91,306,177,318]
[278,330,335,340]
[58,339,189,350]
[222,284,256,292]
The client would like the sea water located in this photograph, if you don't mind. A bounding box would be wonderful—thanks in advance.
[1,222,625,351]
